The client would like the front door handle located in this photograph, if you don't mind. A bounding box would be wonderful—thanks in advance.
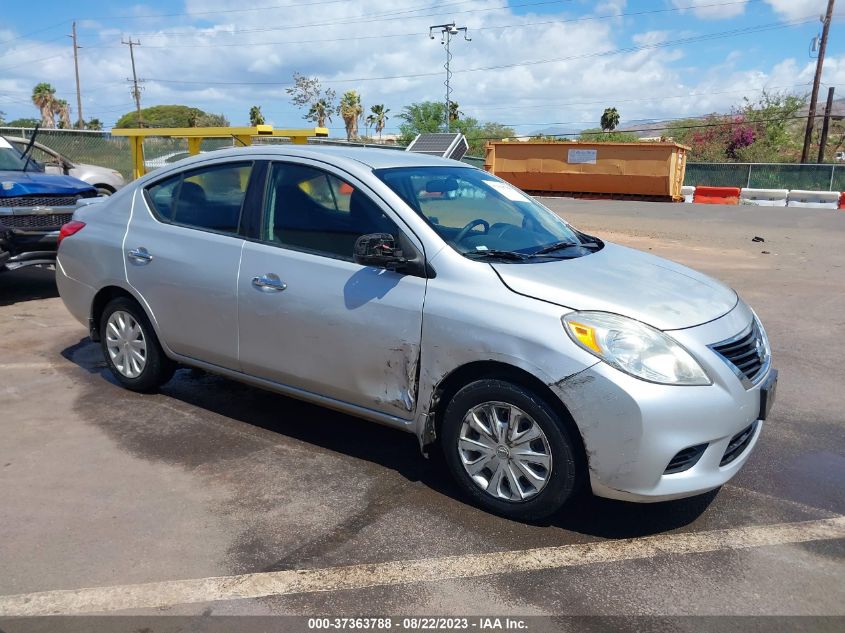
[252,273,287,292]
[127,247,153,264]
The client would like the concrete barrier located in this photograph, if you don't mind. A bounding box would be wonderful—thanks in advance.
[693,186,740,205]
[786,190,841,209]
[681,186,695,203]
[740,188,788,206]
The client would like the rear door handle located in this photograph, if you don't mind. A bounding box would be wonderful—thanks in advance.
[127,247,153,264]
[252,273,287,292]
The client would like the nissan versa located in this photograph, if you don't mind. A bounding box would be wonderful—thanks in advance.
[56,146,776,520]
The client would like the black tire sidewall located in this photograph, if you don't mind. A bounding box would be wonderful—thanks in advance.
[441,379,581,520]
[99,297,173,392]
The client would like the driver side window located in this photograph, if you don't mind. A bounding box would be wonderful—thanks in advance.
[262,163,397,260]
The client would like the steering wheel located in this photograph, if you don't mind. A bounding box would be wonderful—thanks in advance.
[454,218,490,243]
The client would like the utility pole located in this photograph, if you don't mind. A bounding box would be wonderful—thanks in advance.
[122,38,144,127]
[429,22,470,132]
[817,86,836,163]
[69,22,83,129]
[801,0,835,163]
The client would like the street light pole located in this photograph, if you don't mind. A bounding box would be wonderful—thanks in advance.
[429,22,470,132]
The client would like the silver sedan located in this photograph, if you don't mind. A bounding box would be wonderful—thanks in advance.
[56,146,776,520]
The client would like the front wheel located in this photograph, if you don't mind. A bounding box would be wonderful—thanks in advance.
[99,297,175,392]
[441,379,582,520]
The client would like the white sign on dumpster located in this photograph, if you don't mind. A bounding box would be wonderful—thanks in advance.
[568,149,597,164]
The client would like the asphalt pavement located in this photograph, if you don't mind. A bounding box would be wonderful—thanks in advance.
[0,200,842,622]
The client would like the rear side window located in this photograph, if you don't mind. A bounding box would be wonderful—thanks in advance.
[145,162,252,235]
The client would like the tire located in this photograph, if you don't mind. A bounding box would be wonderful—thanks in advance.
[99,297,175,392]
[441,379,582,520]
[95,185,115,196]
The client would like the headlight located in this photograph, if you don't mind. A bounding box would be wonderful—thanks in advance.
[562,311,711,385]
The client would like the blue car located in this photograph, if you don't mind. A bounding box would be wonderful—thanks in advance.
[1,136,97,271]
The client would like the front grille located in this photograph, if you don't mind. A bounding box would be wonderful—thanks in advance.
[1,213,73,230]
[721,422,757,466]
[710,320,768,384]
[0,192,94,208]
[664,443,708,474]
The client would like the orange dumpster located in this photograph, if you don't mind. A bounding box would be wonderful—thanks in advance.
[484,141,689,201]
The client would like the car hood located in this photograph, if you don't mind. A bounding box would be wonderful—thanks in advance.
[491,242,737,330]
[0,170,96,197]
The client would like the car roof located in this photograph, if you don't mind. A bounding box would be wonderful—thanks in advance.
[159,144,474,171]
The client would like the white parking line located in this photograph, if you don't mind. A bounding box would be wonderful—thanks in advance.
[1,516,843,616]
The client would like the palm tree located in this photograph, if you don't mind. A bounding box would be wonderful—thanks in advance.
[31,83,57,128]
[249,105,265,126]
[86,118,103,131]
[308,98,333,129]
[54,99,72,129]
[601,107,620,132]
[367,104,390,141]
[338,91,363,141]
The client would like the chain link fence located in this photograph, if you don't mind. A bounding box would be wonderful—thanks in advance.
[685,162,844,191]
[3,129,840,191]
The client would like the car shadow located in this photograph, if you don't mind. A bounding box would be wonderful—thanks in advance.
[63,337,716,539]
[0,266,58,306]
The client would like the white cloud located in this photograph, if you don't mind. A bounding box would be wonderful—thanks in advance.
[765,0,829,21]
[670,0,748,20]
[0,0,838,135]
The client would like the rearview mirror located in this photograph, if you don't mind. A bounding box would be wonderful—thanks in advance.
[353,233,407,270]
[425,177,458,193]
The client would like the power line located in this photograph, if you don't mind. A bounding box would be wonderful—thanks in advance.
[144,17,819,87]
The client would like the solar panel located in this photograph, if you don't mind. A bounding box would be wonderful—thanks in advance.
[406,133,468,160]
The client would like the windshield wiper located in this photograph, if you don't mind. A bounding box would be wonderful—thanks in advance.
[465,249,530,261]
[533,240,600,255]
[20,124,40,172]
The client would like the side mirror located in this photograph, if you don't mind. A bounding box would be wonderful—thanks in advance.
[354,233,406,270]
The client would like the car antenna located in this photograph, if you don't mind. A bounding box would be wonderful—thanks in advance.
[21,124,41,172]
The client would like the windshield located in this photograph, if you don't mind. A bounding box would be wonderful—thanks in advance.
[374,166,596,259]
[0,138,43,172]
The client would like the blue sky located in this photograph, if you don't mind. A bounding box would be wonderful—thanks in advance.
[0,1,841,135]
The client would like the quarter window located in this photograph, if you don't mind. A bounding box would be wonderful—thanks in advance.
[262,163,396,260]
[145,162,252,235]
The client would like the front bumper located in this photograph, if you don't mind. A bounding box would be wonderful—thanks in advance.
[551,301,775,503]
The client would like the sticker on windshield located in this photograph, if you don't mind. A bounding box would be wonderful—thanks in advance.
[483,180,530,202]
[0,138,12,149]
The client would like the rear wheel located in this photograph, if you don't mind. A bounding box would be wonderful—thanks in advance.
[441,379,581,520]
[100,297,175,392]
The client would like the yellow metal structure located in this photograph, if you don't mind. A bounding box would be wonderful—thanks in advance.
[112,125,329,179]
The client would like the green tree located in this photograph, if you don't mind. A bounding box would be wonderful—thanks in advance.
[7,117,39,127]
[734,91,807,162]
[31,82,57,128]
[338,91,363,141]
[600,107,620,132]
[86,118,103,131]
[249,105,265,126]
[398,101,447,143]
[463,121,515,155]
[287,72,336,128]
[116,105,227,128]
[578,127,639,143]
[366,104,390,141]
